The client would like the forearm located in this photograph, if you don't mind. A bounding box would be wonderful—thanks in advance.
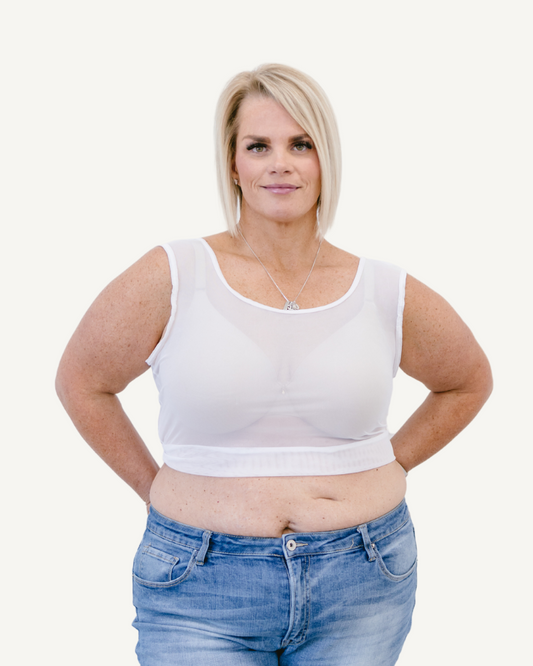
[57,387,159,503]
[391,385,491,473]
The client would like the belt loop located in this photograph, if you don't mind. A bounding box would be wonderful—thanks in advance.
[196,530,212,565]
[357,524,376,562]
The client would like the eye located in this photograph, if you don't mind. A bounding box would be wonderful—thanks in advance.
[246,142,268,153]
[293,141,313,152]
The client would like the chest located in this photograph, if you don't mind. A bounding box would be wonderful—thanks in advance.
[149,241,403,442]
[155,285,395,440]
[216,254,360,311]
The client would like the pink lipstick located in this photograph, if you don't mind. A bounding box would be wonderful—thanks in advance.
[262,184,299,194]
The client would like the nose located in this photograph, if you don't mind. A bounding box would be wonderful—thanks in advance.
[268,148,293,175]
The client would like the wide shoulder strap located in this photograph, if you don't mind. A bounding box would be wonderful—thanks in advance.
[365,258,407,376]
[145,238,201,366]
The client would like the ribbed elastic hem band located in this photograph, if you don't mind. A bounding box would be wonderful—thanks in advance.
[162,434,396,478]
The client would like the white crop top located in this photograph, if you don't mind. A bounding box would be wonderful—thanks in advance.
[146,239,406,477]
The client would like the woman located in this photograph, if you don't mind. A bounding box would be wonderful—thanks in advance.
[56,64,492,665]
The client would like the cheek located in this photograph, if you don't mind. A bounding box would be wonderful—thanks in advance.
[308,153,321,181]
[234,155,255,183]
[311,162,321,193]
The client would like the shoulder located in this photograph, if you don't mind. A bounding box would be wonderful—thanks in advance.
[320,240,358,264]
[401,274,491,392]
[402,275,464,350]
[101,245,172,310]
[60,246,174,391]
[319,241,360,277]
[202,232,234,252]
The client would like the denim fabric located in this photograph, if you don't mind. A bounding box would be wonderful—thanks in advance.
[132,500,417,665]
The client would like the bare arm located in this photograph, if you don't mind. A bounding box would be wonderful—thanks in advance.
[392,275,493,472]
[55,247,172,503]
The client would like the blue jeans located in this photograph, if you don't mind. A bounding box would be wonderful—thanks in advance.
[132,500,417,665]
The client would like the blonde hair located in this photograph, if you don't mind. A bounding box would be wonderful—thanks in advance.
[215,64,341,238]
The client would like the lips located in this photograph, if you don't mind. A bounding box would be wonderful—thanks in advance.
[261,184,299,194]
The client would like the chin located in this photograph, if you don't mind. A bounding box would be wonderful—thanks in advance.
[263,204,316,223]
[242,198,317,226]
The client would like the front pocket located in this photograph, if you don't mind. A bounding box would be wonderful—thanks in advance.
[372,522,417,582]
[133,541,198,588]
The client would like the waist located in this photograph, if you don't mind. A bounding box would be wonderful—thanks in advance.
[145,497,412,553]
[149,462,407,537]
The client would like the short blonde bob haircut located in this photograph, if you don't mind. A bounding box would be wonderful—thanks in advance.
[215,64,341,238]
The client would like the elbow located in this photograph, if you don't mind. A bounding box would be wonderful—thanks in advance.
[443,350,493,414]
[479,352,494,403]
[55,358,74,409]
[469,351,493,411]
[56,355,115,417]
[55,355,89,412]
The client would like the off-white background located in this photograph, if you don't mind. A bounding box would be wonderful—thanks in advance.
[2,1,531,664]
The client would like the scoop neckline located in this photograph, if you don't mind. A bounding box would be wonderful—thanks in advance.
[199,238,365,314]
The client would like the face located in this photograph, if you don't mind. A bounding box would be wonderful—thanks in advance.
[232,96,321,226]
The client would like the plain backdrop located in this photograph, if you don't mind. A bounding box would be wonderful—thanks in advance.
[2,1,531,664]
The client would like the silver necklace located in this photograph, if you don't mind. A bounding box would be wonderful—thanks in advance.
[237,226,323,311]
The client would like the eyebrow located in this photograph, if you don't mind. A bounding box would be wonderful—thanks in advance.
[242,134,312,143]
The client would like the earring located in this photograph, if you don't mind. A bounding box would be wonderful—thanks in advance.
[234,178,239,185]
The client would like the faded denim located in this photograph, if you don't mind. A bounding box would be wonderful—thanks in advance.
[133,500,417,665]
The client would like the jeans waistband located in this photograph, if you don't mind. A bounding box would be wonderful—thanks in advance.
[146,499,411,559]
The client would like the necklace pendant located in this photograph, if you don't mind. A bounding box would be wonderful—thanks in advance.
[284,301,299,311]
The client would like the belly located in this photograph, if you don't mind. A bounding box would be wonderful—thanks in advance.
[149,462,407,537]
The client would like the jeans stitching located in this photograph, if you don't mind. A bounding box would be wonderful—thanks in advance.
[207,544,365,557]
[370,516,410,545]
[147,525,200,551]
[301,555,311,642]
[133,551,199,589]
[146,524,409,556]
[373,547,418,582]
[142,544,180,564]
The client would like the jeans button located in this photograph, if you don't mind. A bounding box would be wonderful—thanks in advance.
[286,539,297,551]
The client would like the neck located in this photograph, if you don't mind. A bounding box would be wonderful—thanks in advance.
[237,204,321,270]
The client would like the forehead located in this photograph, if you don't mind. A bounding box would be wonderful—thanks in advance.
[236,96,306,138]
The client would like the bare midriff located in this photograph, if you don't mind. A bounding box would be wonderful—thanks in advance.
[149,461,407,538]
